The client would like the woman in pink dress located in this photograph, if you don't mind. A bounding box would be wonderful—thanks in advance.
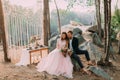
[36,32,73,78]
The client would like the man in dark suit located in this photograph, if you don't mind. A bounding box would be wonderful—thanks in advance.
[67,31,92,71]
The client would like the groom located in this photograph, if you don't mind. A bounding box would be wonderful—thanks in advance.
[67,31,92,71]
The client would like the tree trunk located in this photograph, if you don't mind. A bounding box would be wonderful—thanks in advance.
[117,32,120,54]
[0,0,10,62]
[95,0,102,39]
[118,40,120,54]
[46,1,51,39]
[54,0,61,34]
[104,0,108,53]
[43,0,50,46]
[105,0,111,62]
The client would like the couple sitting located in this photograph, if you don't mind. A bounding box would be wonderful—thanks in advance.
[36,31,92,78]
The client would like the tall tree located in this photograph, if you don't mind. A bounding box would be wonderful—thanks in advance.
[0,0,10,62]
[118,40,120,54]
[116,32,120,54]
[46,1,50,39]
[104,0,111,62]
[104,0,108,53]
[95,0,102,39]
[43,0,50,46]
[54,0,61,34]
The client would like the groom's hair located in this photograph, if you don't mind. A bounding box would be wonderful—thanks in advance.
[68,31,73,34]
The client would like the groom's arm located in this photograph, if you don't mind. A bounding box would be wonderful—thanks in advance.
[73,37,79,52]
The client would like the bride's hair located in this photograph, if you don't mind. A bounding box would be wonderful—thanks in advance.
[61,32,69,41]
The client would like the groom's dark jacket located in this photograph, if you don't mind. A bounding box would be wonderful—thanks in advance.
[69,37,79,53]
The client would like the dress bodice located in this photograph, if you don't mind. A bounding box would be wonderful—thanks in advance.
[57,39,66,49]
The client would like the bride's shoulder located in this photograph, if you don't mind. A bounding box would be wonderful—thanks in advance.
[57,38,61,41]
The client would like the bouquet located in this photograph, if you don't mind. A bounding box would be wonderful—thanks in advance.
[61,46,68,57]
[67,49,73,56]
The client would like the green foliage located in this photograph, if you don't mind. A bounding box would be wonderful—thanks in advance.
[86,0,94,6]
[111,9,120,41]
[66,0,77,10]
[66,0,94,10]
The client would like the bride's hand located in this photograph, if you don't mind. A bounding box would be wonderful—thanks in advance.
[62,52,67,57]
[68,49,72,56]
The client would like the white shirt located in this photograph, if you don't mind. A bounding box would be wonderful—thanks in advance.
[69,39,73,51]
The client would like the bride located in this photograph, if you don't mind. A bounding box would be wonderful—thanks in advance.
[36,32,73,78]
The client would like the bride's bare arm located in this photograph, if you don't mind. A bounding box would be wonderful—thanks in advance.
[56,39,60,49]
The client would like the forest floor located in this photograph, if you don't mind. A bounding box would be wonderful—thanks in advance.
[0,42,120,80]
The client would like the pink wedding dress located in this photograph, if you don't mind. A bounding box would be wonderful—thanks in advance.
[36,39,73,78]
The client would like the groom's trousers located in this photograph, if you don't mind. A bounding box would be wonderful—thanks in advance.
[71,50,91,68]
[76,49,90,61]
[71,52,84,68]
